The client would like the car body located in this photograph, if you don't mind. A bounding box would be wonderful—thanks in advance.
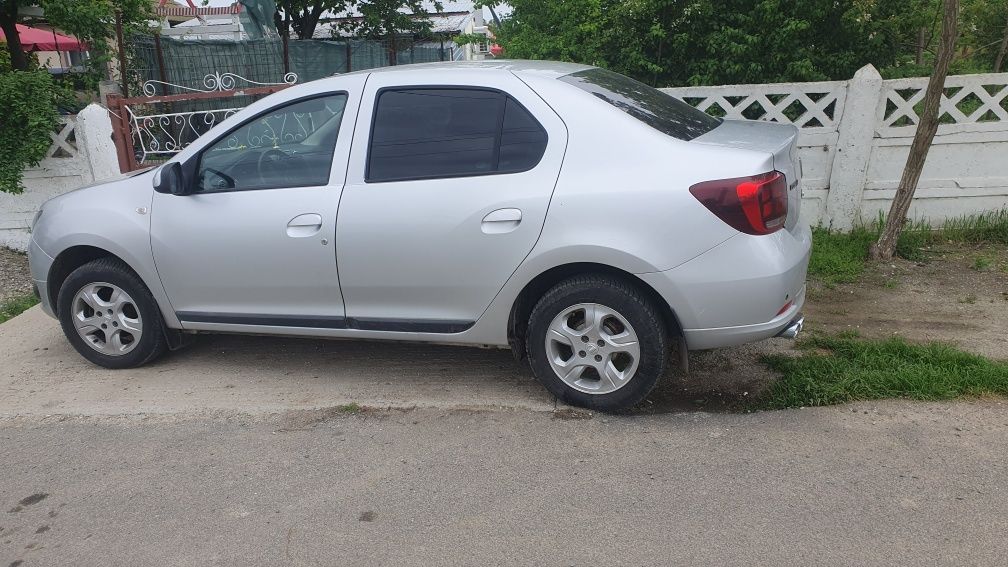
[28,60,810,411]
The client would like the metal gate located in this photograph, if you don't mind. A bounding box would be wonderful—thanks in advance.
[107,73,295,173]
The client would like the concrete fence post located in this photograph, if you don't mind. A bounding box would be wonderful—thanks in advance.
[75,103,121,183]
[824,64,884,230]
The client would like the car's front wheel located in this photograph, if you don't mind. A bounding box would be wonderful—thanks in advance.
[57,257,167,369]
[526,275,670,411]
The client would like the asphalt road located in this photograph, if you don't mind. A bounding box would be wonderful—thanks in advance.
[2,307,1007,565]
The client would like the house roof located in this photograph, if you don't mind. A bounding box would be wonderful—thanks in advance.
[341,59,591,79]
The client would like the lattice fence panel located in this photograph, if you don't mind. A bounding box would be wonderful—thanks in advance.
[881,75,1008,129]
[663,81,847,130]
[45,117,78,159]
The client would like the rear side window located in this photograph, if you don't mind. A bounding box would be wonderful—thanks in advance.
[558,68,721,141]
[367,88,547,183]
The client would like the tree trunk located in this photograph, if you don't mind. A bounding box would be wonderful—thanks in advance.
[916,26,926,65]
[870,0,959,261]
[994,10,1008,73]
[0,0,29,71]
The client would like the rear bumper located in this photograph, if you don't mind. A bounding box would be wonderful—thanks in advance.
[638,222,811,350]
[681,287,806,349]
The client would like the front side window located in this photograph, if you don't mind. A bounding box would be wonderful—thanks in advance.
[197,93,348,193]
[559,68,721,141]
[367,88,547,183]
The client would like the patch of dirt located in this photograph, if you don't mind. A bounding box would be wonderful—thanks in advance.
[0,247,32,303]
[805,243,1008,360]
[623,338,797,415]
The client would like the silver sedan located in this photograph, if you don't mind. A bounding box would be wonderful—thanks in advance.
[28,61,810,411]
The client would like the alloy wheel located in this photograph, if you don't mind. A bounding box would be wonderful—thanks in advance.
[71,282,143,356]
[545,302,640,395]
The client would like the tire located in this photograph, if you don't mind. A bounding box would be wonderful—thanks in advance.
[56,257,168,369]
[526,274,670,412]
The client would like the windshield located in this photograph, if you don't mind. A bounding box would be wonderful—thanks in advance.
[558,68,721,141]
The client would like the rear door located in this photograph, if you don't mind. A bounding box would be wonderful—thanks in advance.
[335,70,567,329]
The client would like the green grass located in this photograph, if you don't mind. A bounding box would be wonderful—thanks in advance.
[0,294,39,324]
[972,256,992,271]
[759,333,1008,409]
[334,402,362,414]
[939,209,1008,245]
[808,226,878,285]
[809,209,1008,285]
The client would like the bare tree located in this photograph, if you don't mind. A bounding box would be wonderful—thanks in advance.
[870,0,959,261]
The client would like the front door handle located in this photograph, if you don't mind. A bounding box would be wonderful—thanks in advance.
[481,208,522,234]
[287,213,323,238]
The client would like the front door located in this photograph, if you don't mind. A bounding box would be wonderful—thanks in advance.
[336,71,567,330]
[151,91,355,327]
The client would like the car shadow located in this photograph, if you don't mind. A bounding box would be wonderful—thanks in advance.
[168,332,780,416]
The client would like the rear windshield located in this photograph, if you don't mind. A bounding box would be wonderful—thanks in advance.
[558,68,721,141]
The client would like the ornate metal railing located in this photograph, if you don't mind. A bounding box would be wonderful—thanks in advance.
[107,73,297,172]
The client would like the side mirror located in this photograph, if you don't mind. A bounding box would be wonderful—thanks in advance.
[153,162,189,196]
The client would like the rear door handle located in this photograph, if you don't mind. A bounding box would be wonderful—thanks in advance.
[287,213,323,238]
[481,208,522,234]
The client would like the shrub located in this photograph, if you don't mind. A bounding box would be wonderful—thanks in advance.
[0,68,60,194]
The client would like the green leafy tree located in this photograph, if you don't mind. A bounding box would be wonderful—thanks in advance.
[342,0,442,38]
[488,0,607,65]
[275,0,352,39]
[336,0,443,64]
[0,0,148,194]
[489,0,1007,86]
[1,0,150,74]
[962,0,1008,71]
[0,68,59,193]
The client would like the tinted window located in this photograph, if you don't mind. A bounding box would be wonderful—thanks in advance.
[499,97,548,172]
[558,68,721,141]
[197,94,347,193]
[367,88,547,182]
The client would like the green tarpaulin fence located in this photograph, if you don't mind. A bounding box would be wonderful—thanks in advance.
[130,35,452,96]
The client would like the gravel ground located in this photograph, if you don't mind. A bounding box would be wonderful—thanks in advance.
[0,246,32,303]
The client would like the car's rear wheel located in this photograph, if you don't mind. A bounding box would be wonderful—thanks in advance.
[57,257,167,369]
[526,275,670,411]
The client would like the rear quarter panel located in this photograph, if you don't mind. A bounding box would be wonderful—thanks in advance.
[461,75,783,345]
[513,75,775,273]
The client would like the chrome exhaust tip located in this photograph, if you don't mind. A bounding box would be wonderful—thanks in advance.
[776,315,804,339]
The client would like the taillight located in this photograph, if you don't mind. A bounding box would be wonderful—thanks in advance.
[689,171,788,235]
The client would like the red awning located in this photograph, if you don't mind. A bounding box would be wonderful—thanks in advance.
[0,24,85,51]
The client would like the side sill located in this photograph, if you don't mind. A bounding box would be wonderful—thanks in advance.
[175,312,475,334]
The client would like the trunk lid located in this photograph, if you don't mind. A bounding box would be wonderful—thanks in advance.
[692,119,802,230]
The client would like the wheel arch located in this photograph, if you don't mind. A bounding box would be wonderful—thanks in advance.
[46,245,128,311]
[47,245,190,351]
[506,262,683,359]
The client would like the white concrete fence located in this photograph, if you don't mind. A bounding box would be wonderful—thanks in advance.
[2,64,1007,251]
[663,64,1008,229]
[0,104,119,251]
